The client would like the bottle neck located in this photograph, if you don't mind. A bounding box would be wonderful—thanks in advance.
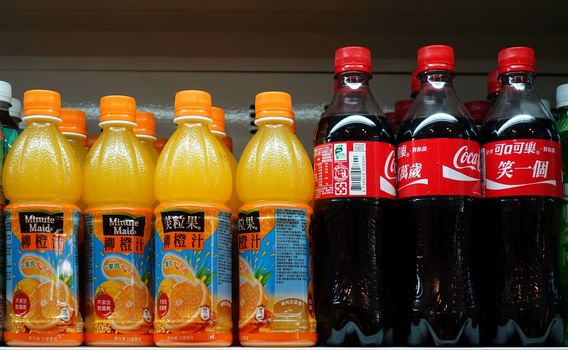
[0,100,10,112]
[211,130,226,139]
[255,118,292,129]
[136,134,157,142]
[174,115,212,126]
[418,70,455,87]
[500,71,535,90]
[23,114,61,125]
[100,120,136,132]
[63,132,87,142]
[325,71,381,116]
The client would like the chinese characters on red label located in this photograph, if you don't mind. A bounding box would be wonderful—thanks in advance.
[482,139,562,198]
[397,138,481,198]
[314,141,396,200]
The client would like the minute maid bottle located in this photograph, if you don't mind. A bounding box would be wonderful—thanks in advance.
[3,90,83,346]
[154,90,233,346]
[237,92,316,346]
[82,96,155,345]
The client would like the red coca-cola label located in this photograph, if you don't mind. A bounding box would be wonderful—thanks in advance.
[482,139,562,198]
[314,141,396,200]
[397,138,481,198]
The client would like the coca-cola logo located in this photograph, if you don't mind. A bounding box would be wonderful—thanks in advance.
[384,150,396,180]
[453,145,479,171]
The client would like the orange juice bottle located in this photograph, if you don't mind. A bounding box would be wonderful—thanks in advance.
[210,107,241,214]
[59,109,88,164]
[3,90,83,346]
[86,134,98,149]
[82,96,155,346]
[237,92,316,346]
[154,90,233,346]
[134,111,159,163]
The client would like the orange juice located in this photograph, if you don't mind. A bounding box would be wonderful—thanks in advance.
[237,92,316,346]
[210,107,241,214]
[59,109,88,164]
[154,91,233,346]
[83,96,155,346]
[3,90,83,346]
[134,111,159,164]
[86,134,98,149]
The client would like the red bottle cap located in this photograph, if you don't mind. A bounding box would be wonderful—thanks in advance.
[411,67,420,95]
[464,100,491,124]
[487,69,500,97]
[335,46,372,74]
[498,47,535,74]
[395,99,413,120]
[417,45,455,72]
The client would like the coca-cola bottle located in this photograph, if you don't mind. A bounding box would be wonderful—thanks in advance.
[396,45,480,346]
[313,46,396,345]
[480,46,563,346]
[487,69,500,104]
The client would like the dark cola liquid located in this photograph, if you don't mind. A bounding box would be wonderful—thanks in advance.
[313,114,396,346]
[396,115,479,346]
[479,117,563,346]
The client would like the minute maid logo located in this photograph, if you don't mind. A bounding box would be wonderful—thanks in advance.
[334,143,347,161]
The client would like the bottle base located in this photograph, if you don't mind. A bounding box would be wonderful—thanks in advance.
[406,318,479,346]
[4,332,83,347]
[240,331,316,347]
[323,322,392,346]
[491,317,563,346]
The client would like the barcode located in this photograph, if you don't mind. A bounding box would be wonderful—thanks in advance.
[349,152,366,195]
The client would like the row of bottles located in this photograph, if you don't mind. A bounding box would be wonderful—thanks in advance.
[313,45,564,346]
[1,43,568,348]
[1,88,315,346]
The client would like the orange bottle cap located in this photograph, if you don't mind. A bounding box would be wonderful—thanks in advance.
[210,107,226,133]
[255,91,294,120]
[174,90,211,118]
[59,109,87,136]
[134,111,156,137]
[100,95,136,123]
[23,89,61,118]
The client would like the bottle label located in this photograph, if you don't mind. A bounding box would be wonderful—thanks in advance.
[397,138,481,198]
[481,139,562,198]
[238,205,316,340]
[154,205,232,344]
[83,208,153,344]
[314,141,396,200]
[4,204,83,344]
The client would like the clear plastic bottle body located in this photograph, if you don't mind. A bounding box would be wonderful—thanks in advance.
[313,72,396,345]
[479,72,563,345]
[396,70,480,345]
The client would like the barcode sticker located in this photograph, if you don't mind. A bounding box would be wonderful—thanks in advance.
[349,152,366,195]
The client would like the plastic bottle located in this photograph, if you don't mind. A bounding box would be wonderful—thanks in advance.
[134,111,159,163]
[153,90,233,346]
[237,91,316,346]
[396,45,480,345]
[410,67,420,98]
[9,97,22,129]
[59,109,88,164]
[480,46,563,346]
[464,100,491,130]
[83,95,155,346]
[0,81,20,153]
[557,83,568,346]
[487,69,500,103]
[313,46,396,345]
[3,89,83,346]
[210,107,240,215]
[394,99,413,135]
